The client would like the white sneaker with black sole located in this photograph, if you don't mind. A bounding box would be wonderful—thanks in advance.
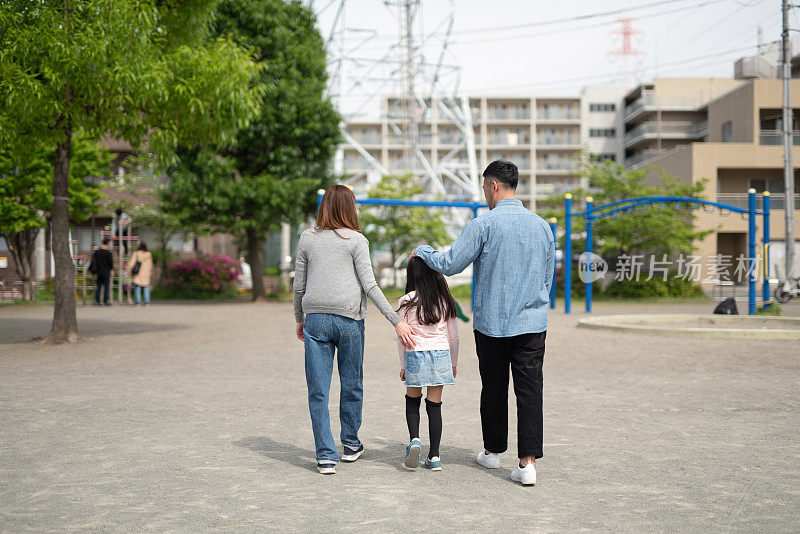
[341,444,364,462]
[317,462,336,475]
[476,450,500,469]
[510,463,536,485]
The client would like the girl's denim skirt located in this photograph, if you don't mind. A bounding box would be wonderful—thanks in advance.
[404,349,455,387]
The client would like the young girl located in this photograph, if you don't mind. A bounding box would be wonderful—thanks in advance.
[397,257,459,471]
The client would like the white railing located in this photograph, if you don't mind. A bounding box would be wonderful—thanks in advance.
[758,130,800,146]
[717,193,800,210]
[624,121,707,144]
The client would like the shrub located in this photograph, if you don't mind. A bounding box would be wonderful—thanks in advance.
[756,303,781,316]
[600,273,706,299]
[161,254,240,297]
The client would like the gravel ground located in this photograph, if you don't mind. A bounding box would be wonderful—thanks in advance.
[1,299,799,532]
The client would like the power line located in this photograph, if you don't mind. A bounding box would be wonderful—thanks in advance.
[662,1,753,55]
[338,0,729,43]
[466,42,770,93]
[451,0,721,35]
[348,0,730,51]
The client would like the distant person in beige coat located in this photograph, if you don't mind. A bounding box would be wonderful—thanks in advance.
[128,242,154,307]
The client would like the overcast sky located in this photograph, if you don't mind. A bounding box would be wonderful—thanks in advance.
[312,0,785,115]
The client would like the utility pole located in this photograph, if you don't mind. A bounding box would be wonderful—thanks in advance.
[782,0,796,280]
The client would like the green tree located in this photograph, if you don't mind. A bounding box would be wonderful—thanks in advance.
[361,174,450,288]
[0,0,262,342]
[579,159,713,258]
[163,0,341,301]
[0,138,109,300]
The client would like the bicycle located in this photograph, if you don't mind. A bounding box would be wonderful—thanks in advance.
[774,276,800,303]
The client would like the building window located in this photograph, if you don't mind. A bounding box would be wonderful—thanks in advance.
[721,121,733,142]
[592,153,616,162]
[589,103,616,112]
[589,128,616,138]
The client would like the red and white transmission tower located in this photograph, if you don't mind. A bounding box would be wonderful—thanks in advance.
[609,18,646,87]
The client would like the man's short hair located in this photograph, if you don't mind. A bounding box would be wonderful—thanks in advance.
[483,160,518,190]
[102,238,111,245]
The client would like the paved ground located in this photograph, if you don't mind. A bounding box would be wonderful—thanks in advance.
[1,299,799,532]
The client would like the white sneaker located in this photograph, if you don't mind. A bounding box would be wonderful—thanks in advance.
[476,450,500,469]
[510,463,536,485]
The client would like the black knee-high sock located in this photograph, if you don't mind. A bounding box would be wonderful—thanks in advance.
[405,394,422,440]
[425,398,442,459]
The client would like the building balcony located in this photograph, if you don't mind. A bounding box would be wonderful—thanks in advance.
[342,160,373,171]
[536,111,580,122]
[758,130,800,146]
[717,193,800,211]
[624,92,701,121]
[349,135,382,146]
[487,133,531,146]
[486,109,530,121]
[536,160,577,172]
[387,133,433,146]
[537,136,580,147]
[624,120,707,148]
[625,150,662,167]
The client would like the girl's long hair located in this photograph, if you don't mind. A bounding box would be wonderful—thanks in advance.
[315,185,360,238]
[398,257,457,325]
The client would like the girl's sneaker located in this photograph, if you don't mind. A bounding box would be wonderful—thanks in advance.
[404,438,422,469]
[424,456,442,471]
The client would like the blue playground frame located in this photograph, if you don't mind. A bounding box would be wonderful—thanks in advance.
[558,189,771,315]
[318,189,769,316]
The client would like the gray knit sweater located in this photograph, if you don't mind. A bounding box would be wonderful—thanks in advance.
[293,228,401,326]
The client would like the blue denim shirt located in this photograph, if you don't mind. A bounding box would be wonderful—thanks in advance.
[415,198,555,337]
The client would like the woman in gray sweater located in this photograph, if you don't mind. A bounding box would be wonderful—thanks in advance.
[293,185,414,474]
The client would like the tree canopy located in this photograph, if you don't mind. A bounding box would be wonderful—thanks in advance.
[0,0,263,341]
[163,0,341,300]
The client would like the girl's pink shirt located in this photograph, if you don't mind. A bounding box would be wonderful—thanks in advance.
[396,291,459,370]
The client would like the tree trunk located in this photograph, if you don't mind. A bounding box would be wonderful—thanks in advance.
[5,229,39,300]
[246,228,266,302]
[48,134,80,343]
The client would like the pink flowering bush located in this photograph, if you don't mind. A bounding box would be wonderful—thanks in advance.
[161,254,241,297]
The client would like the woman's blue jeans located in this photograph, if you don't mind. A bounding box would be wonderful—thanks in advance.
[303,313,365,463]
[133,284,150,305]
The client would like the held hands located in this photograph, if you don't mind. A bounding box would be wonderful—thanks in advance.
[296,322,304,341]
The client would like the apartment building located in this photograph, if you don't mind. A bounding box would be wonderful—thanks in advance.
[341,86,627,207]
[641,78,800,281]
[623,78,744,167]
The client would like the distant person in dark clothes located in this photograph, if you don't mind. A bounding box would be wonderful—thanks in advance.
[112,208,132,254]
[91,238,114,306]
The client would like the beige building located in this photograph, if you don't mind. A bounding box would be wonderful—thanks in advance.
[623,78,744,166]
[640,78,800,282]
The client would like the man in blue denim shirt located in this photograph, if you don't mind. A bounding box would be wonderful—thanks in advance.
[413,160,555,486]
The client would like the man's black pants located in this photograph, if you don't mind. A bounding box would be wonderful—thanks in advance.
[95,273,110,304]
[474,330,545,459]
